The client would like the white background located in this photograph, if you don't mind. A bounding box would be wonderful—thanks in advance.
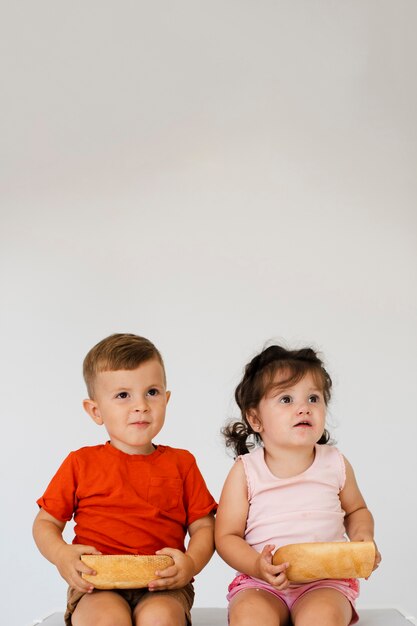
[1,2,416,625]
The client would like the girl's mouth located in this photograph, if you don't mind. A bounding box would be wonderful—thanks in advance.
[294,421,312,427]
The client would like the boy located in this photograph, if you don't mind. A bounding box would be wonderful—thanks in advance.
[33,333,217,626]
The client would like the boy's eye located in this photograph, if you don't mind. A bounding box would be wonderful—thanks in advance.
[279,395,292,404]
[116,392,129,399]
[147,388,159,397]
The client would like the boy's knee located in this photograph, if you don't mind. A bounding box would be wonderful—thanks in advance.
[134,596,186,626]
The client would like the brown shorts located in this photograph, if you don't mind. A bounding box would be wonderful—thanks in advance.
[65,583,195,626]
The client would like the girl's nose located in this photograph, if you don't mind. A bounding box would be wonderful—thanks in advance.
[297,404,311,415]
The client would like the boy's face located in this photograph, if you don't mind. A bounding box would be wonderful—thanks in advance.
[83,358,170,455]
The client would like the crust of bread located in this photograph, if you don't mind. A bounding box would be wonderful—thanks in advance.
[81,554,174,589]
[272,541,375,582]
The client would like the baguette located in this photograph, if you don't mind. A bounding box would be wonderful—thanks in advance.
[81,554,174,589]
[272,541,375,583]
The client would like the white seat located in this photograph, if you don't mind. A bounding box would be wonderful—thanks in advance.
[34,607,416,626]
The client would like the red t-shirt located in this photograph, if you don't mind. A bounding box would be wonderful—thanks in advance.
[37,442,217,555]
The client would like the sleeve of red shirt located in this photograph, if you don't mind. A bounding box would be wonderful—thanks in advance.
[181,452,217,526]
[36,452,78,522]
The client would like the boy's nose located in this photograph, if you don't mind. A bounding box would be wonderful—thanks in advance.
[132,400,149,412]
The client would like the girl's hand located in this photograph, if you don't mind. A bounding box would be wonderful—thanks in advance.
[350,538,381,579]
[148,548,195,590]
[54,543,102,593]
[369,541,382,576]
[348,535,382,578]
[255,544,290,590]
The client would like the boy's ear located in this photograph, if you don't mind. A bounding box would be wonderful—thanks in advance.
[166,390,171,404]
[246,409,263,433]
[83,398,104,425]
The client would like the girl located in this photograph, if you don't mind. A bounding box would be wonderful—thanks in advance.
[215,345,381,626]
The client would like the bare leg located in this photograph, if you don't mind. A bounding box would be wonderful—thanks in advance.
[291,588,353,626]
[133,593,187,626]
[72,590,132,626]
[229,589,290,626]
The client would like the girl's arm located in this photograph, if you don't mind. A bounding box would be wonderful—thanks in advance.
[215,460,289,589]
[33,508,101,592]
[340,456,381,571]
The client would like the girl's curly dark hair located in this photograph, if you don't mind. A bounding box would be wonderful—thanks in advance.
[223,345,332,457]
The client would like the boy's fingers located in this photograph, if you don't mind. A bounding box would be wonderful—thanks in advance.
[155,547,179,560]
[149,575,176,590]
[80,546,102,555]
[154,565,177,579]
[77,560,98,576]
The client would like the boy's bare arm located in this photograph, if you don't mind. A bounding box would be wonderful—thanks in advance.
[150,513,215,590]
[33,508,101,592]
[185,512,215,574]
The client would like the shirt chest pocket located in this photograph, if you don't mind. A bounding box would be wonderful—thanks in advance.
[148,477,182,511]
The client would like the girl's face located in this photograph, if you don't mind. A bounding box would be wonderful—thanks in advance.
[247,370,326,451]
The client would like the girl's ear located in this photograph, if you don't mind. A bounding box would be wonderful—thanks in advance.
[83,399,104,425]
[246,409,263,433]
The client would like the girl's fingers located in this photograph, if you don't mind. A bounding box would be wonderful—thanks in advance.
[265,561,288,576]
[260,544,275,563]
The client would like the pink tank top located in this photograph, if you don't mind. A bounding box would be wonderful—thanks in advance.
[240,444,347,553]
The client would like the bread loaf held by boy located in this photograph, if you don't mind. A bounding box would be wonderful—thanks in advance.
[81,554,174,589]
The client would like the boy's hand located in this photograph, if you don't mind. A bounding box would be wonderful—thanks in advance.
[255,544,290,590]
[54,544,102,593]
[148,548,195,590]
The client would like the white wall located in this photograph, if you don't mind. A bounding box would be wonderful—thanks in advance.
[1,2,416,625]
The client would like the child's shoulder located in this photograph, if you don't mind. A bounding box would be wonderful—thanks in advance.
[157,445,206,475]
[317,443,344,458]
[71,443,108,455]
[64,443,109,463]
[159,445,196,464]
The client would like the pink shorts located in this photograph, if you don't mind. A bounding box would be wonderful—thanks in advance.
[227,574,360,625]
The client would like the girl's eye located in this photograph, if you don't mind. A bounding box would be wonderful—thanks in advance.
[309,394,320,403]
[116,392,129,399]
[279,395,292,404]
[147,388,159,397]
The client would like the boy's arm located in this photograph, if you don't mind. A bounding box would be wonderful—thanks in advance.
[33,508,101,592]
[340,456,382,572]
[215,460,289,589]
[149,513,215,590]
[185,512,215,575]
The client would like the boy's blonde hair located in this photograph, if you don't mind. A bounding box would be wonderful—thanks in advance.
[83,333,165,398]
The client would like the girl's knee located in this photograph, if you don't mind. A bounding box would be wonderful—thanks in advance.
[229,590,289,626]
[292,591,352,626]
